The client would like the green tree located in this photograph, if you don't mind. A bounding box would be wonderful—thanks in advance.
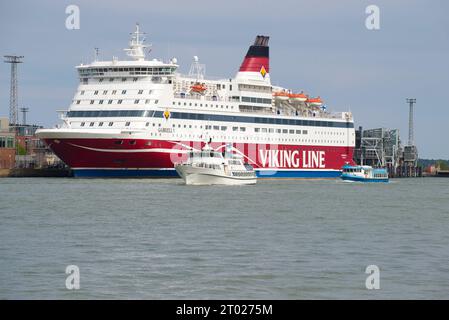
[437,160,449,171]
[16,144,26,156]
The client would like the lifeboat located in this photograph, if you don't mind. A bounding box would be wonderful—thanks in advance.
[273,91,289,101]
[190,83,207,94]
[288,92,308,102]
[306,96,323,107]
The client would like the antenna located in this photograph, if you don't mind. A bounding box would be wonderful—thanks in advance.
[406,98,416,146]
[189,56,205,81]
[4,55,24,130]
[94,47,99,61]
[124,23,150,61]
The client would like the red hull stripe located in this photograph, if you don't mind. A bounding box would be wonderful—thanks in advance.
[44,138,355,172]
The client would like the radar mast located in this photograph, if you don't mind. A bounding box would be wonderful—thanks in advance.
[124,23,150,61]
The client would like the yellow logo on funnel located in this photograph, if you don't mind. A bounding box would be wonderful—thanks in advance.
[260,65,267,78]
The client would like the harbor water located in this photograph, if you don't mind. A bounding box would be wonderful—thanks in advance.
[0,177,448,299]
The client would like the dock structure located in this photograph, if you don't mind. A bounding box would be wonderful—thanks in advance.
[354,127,400,168]
[353,98,422,178]
[354,127,422,178]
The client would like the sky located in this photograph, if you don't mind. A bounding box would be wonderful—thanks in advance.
[0,0,448,158]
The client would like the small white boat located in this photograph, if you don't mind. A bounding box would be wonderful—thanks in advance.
[175,146,257,185]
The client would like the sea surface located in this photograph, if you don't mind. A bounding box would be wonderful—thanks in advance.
[0,177,448,299]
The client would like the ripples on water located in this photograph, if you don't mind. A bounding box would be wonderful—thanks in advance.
[0,177,448,299]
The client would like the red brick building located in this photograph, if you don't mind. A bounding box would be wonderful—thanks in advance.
[0,117,16,169]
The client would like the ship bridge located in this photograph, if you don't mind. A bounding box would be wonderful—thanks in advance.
[76,23,179,80]
[77,63,178,79]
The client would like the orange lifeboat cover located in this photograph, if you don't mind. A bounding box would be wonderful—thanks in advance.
[306,97,323,104]
[274,92,289,97]
[191,83,207,92]
[289,93,308,99]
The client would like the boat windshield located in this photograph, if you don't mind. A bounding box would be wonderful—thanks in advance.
[244,164,254,171]
[227,159,242,165]
[189,151,222,158]
[343,167,362,173]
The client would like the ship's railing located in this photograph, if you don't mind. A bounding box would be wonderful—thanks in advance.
[176,73,224,81]
[311,112,351,120]
[173,93,227,102]
[272,110,352,120]
[239,107,275,114]
[173,92,249,104]
[78,66,176,78]
[170,96,352,120]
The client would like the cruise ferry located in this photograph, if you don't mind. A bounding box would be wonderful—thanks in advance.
[36,24,356,178]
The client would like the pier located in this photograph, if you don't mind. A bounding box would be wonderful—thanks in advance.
[436,170,449,177]
[0,167,73,178]
[388,164,422,178]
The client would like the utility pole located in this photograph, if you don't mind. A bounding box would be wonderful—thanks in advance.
[4,55,24,131]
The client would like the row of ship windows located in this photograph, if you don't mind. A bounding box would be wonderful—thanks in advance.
[254,127,346,135]
[150,132,347,144]
[173,101,234,109]
[81,77,170,85]
[241,96,272,104]
[199,125,309,135]
[68,109,353,128]
[77,95,277,110]
[238,84,272,93]
[165,124,349,137]
[79,121,178,128]
[75,99,159,105]
[77,120,350,137]
[79,89,153,95]
[111,136,347,145]
[74,127,346,144]
[79,67,176,76]
[175,82,230,91]
[77,121,346,139]
[83,77,139,83]
[75,100,258,109]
